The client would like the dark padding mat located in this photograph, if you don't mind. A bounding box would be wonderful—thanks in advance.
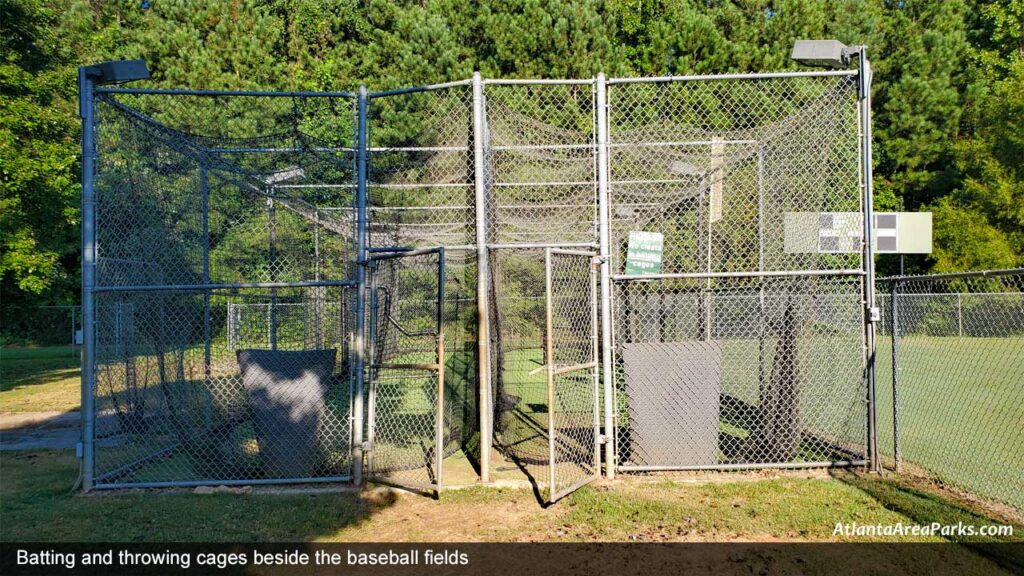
[621,341,722,466]
[237,348,336,477]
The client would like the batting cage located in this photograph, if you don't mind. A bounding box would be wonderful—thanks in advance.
[79,55,878,500]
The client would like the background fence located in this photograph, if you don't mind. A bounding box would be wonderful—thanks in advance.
[1,305,80,350]
[877,269,1024,513]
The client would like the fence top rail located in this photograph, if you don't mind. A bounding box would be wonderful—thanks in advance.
[367,79,473,98]
[880,268,1024,283]
[879,291,1023,297]
[607,69,859,84]
[483,78,595,86]
[92,70,861,101]
[95,87,357,98]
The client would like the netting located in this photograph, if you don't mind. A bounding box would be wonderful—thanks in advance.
[608,74,867,470]
[90,91,357,486]
[84,70,874,495]
[877,271,1024,512]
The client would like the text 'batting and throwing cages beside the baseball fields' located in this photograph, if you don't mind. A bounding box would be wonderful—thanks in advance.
[80,63,880,497]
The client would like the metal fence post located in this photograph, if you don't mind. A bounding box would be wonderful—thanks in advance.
[957,292,964,337]
[78,66,97,491]
[858,49,881,473]
[472,71,493,483]
[890,280,901,472]
[200,167,212,427]
[435,248,447,490]
[596,72,616,479]
[544,248,557,497]
[352,85,369,485]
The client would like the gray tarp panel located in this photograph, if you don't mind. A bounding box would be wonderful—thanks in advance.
[621,341,722,466]
[237,348,336,477]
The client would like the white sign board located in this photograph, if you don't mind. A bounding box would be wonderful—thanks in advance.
[784,212,932,254]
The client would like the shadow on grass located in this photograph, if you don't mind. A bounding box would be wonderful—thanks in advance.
[832,469,1024,572]
[1,367,79,394]
[0,450,398,542]
[1,346,79,394]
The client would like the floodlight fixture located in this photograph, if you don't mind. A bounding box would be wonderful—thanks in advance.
[790,40,862,69]
[83,59,151,85]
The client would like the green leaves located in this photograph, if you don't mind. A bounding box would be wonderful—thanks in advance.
[2,0,1022,309]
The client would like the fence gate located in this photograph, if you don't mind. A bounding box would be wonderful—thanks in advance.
[366,248,448,492]
[543,249,601,503]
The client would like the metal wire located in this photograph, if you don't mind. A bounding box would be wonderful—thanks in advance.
[607,74,867,470]
[83,70,876,496]
[877,270,1024,513]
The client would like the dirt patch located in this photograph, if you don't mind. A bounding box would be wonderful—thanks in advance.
[335,489,551,542]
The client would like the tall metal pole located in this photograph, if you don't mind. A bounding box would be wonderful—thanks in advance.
[596,73,616,479]
[544,248,557,498]
[858,49,881,474]
[435,248,447,490]
[757,147,766,406]
[268,197,278,350]
[352,86,369,485]
[890,280,901,472]
[78,67,97,491]
[472,72,492,483]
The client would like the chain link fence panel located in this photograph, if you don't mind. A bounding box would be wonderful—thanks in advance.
[877,270,1024,513]
[1,306,80,349]
[88,89,358,487]
[366,249,451,490]
[544,249,600,502]
[366,85,479,466]
[607,74,868,471]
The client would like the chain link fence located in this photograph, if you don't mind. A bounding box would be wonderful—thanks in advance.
[482,81,599,490]
[86,87,358,488]
[877,269,1024,513]
[366,83,480,487]
[1,305,80,350]
[607,74,868,471]
[80,67,876,496]
[366,249,450,490]
[543,249,600,502]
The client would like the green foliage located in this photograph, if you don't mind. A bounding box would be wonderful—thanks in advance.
[0,0,82,301]
[2,0,1022,312]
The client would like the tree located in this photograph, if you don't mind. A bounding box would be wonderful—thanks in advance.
[0,0,82,304]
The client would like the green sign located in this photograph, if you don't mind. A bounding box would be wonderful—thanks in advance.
[625,231,663,275]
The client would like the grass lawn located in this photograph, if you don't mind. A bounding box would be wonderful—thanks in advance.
[875,336,1024,511]
[0,346,80,412]
[2,450,1021,547]
[2,337,1019,523]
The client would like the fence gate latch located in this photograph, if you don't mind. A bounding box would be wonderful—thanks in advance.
[75,442,84,459]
